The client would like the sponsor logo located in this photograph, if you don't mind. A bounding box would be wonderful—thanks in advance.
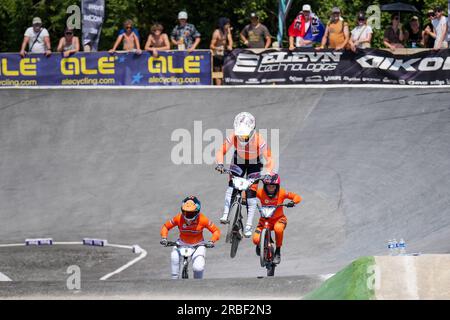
[289,76,303,82]
[343,76,361,82]
[382,77,398,84]
[362,77,381,82]
[148,55,202,74]
[225,77,244,83]
[305,75,323,83]
[232,51,342,73]
[324,76,341,82]
[60,56,115,75]
[357,55,450,72]
[262,78,286,83]
[245,78,260,84]
[0,57,38,76]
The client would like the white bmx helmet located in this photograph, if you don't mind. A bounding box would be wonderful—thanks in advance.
[233,112,256,144]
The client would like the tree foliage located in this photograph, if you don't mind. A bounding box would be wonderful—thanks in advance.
[0,0,447,52]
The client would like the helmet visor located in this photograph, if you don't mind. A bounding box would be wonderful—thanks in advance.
[183,210,198,220]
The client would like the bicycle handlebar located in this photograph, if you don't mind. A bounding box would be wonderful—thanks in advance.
[164,241,214,248]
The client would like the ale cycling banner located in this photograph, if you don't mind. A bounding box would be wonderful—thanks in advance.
[0,51,212,86]
[223,48,450,85]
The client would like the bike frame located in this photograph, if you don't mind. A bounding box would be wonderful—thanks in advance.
[166,241,204,279]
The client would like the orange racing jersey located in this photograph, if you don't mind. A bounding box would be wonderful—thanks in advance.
[256,187,302,220]
[161,213,221,245]
[215,132,274,172]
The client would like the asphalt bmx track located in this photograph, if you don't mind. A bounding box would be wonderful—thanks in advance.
[0,86,449,299]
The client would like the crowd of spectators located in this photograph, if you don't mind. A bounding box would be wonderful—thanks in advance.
[16,5,449,83]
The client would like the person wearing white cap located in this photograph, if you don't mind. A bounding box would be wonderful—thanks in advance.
[20,17,51,58]
[170,11,201,52]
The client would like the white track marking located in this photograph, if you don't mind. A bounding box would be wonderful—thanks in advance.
[107,244,133,250]
[0,243,25,247]
[100,248,147,281]
[0,241,147,281]
[403,256,420,299]
[1,84,450,90]
[0,272,12,281]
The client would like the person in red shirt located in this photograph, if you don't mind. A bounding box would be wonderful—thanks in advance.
[215,112,274,238]
[253,174,302,264]
[160,196,220,279]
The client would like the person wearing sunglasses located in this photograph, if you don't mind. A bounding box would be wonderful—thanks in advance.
[109,19,142,54]
[349,13,373,52]
[57,28,80,57]
[423,10,436,48]
[383,14,405,51]
[430,6,448,50]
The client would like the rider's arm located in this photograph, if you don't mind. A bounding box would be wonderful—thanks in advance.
[286,191,302,204]
[202,216,220,242]
[259,137,274,174]
[160,214,180,238]
[215,134,233,165]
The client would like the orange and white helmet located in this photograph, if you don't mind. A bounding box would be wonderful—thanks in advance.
[234,112,256,145]
[181,196,201,222]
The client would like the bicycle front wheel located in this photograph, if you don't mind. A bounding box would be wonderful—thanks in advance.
[259,228,270,268]
[226,202,240,243]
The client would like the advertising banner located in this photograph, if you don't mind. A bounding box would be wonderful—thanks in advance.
[0,51,212,86]
[223,48,450,86]
[82,0,105,51]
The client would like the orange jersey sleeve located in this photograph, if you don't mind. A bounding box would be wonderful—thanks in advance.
[200,215,221,242]
[285,190,302,204]
[160,214,181,238]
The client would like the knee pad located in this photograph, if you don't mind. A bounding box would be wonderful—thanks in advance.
[192,255,205,272]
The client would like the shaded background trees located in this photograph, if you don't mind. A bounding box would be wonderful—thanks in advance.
[0,0,447,52]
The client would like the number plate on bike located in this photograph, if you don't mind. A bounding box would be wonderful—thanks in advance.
[259,206,277,218]
[179,247,196,257]
[232,177,252,191]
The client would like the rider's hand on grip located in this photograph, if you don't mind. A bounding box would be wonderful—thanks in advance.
[160,238,168,246]
[205,241,215,248]
[287,201,295,208]
[215,164,225,173]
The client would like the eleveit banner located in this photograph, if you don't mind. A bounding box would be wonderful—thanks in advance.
[0,51,212,86]
[223,48,450,86]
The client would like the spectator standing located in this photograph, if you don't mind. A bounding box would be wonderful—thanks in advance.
[109,20,142,54]
[404,16,423,48]
[383,14,405,50]
[319,7,349,50]
[423,10,436,48]
[171,11,201,52]
[210,17,233,86]
[20,17,51,57]
[57,28,80,57]
[240,12,272,49]
[145,23,171,57]
[431,6,448,49]
[349,13,373,52]
[288,4,325,50]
